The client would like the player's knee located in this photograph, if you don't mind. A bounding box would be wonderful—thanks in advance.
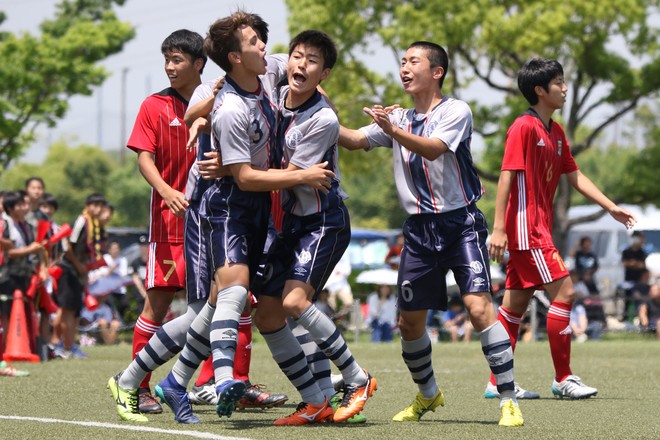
[253,307,281,333]
[398,315,423,339]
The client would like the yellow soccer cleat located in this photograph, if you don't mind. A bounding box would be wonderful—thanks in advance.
[107,372,148,422]
[499,398,524,427]
[392,389,445,422]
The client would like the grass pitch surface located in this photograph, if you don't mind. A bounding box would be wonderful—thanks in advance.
[0,338,658,440]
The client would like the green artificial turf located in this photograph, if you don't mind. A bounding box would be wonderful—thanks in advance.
[0,338,658,439]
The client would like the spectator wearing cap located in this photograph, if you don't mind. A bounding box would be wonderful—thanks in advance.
[52,193,107,359]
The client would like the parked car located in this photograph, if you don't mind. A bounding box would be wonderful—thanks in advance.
[346,228,400,270]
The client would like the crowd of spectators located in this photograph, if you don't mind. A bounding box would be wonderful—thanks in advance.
[0,177,156,376]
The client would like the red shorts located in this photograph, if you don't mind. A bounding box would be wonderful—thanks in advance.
[145,242,186,291]
[505,247,569,290]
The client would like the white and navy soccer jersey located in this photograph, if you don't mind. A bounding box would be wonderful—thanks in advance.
[360,97,483,215]
[210,54,287,170]
[201,55,288,274]
[254,87,351,297]
[276,86,348,216]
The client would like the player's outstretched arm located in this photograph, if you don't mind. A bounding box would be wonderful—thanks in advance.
[364,105,447,160]
[338,125,369,151]
[567,170,636,229]
[229,162,335,193]
[489,170,516,262]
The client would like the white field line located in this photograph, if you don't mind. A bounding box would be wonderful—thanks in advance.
[0,415,253,440]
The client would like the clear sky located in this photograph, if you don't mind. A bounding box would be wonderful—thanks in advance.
[0,0,292,163]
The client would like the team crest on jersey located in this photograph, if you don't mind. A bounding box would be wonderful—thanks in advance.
[286,127,304,149]
[557,140,562,156]
[469,260,484,274]
[425,121,438,137]
[298,250,312,265]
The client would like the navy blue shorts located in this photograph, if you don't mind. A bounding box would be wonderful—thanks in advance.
[398,203,491,312]
[184,201,211,303]
[256,203,351,299]
[200,179,271,280]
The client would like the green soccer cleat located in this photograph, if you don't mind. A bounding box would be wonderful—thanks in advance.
[0,361,30,377]
[392,389,445,422]
[330,393,366,423]
[499,398,524,427]
[107,372,148,422]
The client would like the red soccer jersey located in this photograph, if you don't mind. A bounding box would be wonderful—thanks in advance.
[501,110,578,250]
[127,88,195,243]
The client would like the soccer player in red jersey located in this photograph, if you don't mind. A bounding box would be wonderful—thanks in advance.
[124,29,205,413]
[487,58,637,399]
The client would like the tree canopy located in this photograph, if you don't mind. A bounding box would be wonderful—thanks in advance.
[1,141,150,227]
[286,0,660,249]
[0,0,135,170]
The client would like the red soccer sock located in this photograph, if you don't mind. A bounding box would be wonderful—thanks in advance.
[489,306,523,386]
[133,315,161,390]
[233,313,252,382]
[195,356,215,387]
[546,301,573,382]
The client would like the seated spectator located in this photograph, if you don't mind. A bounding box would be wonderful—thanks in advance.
[314,288,334,319]
[80,296,122,345]
[385,233,404,269]
[582,294,606,341]
[442,296,473,343]
[572,236,599,281]
[324,253,353,312]
[365,284,397,342]
[639,283,660,339]
[89,241,131,321]
[570,300,589,343]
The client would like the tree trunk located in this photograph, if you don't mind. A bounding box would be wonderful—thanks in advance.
[552,175,572,256]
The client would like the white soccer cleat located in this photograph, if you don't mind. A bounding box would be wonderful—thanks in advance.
[551,375,598,399]
[484,381,540,399]
[188,380,218,405]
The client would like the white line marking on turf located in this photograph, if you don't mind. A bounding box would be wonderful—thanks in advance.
[0,415,253,440]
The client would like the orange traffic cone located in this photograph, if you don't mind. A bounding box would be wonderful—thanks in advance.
[3,290,40,363]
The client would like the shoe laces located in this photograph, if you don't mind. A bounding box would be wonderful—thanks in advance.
[139,392,158,405]
[289,401,310,416]
[128,391,141,414]
[247,383,267,392]
[338,385,360,408]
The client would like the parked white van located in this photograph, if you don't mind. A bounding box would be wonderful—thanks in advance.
[565,204,660,315]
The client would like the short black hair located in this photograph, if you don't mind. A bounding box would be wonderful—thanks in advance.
[3,190,27,214]
[25,176,45,189]
[517,57,564,105]
[250,13,269,45]
[162,29,207,74]
[289,30,337,69]
[85,193,107,206]
[39,193,59,211]
[408,41,449,88]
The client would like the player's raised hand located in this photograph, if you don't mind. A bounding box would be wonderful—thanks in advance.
[364,105,395,135]
[212,76,225,96]
[301,162,336,193]
[187,117,209,151]
[488,227,508,263]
